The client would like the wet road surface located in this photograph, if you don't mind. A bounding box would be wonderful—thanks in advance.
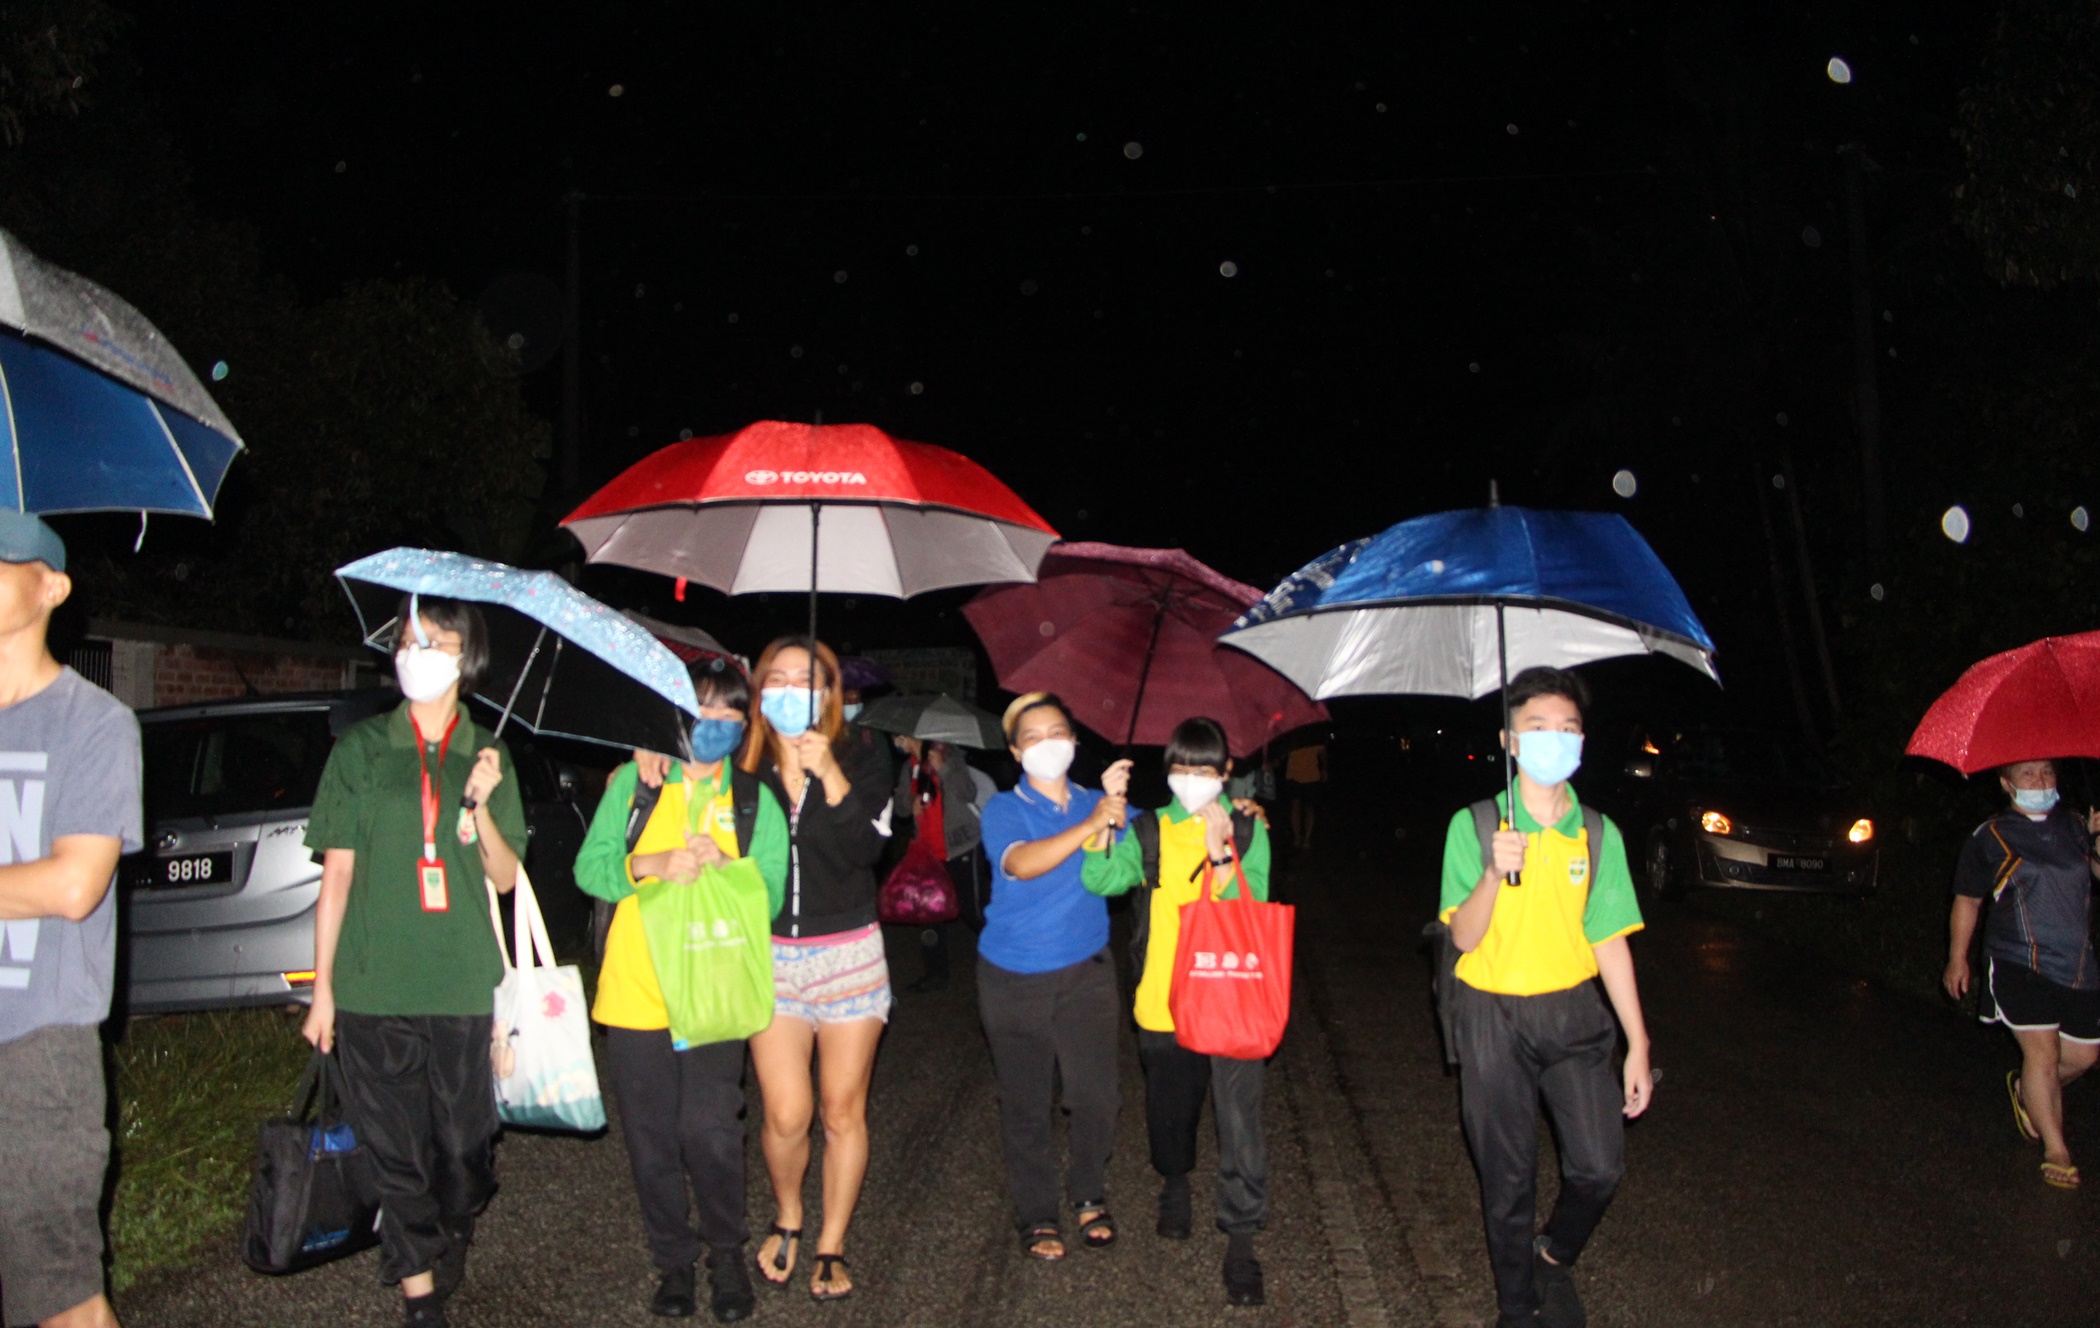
[123,830,2094,1327]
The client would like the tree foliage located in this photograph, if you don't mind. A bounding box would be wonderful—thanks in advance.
[1955,0,2100,287]
[0,0,118,144]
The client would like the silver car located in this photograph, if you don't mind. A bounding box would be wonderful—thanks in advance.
[123,691,593,1013]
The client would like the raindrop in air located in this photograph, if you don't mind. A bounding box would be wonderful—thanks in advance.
[906,244,919,256]
[210,361,228,381]
[1020,279,1039,295]
[727,313,738,323]
[1505,123,1519,135]
[1612,470,1638,498]
[1671,416,1682,426]
[1468,362,1481,373]
[634,284,645,298]
[1123,141,1143,159]
[1827,57,1853,84]
[1772,474,1786,490]
[679,428,693,440]
[1801,226,1822,248]
[2013,502,2025,517]
[909,381,924,395]
[789,345,803,358]
[2073,505,2090,532]
[1941,506,1971,543]
[834,270,848,284]
[1775,411,1790,426]
[506,333,525,350]
[1038,621,1056,637]
[1076,132,1087,142]
[2066,183,2078,198]
[1375,103,1387,112]
[1219,261,1239,278]
[609,84,625,97]
[335,160,347,173]
[1428,560,1446,574]
[1870,583,1886,602]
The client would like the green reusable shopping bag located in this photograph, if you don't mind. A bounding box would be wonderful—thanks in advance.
[635,856,776,1048]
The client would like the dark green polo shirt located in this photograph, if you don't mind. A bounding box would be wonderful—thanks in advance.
[306,702,528,1016]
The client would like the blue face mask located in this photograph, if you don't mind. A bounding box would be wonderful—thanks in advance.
[760,686,821,738]
[690,717,745,763]
[1514,730,1584,786]
[842,702,864,722]
[2012,785,2060,815]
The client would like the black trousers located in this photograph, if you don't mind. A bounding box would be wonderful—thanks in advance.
[1452,980,1625,1320]
[604,1028,749,1270]
[976,949,1121,1231]
[332,1012,500,1284]
[1137,1030,1269,1234]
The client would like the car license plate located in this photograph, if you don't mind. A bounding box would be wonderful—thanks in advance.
[137,851,235,889]
[1771,855,1828,872]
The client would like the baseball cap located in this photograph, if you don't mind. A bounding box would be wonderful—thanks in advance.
[0,511,66,573]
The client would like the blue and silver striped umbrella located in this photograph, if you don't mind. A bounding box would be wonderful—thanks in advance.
[337,548,700,759]
[0,229,243,518]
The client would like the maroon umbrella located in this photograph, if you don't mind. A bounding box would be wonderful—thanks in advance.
[962,542,1328,755]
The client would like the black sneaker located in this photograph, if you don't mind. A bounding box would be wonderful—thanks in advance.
[706,1246,756,1323]
[1223,1252,1265,1307]
[1156,1174,1193,1240]
[1533,1238,1585,1328]
[651,1264,699,1318]
[404,1292,449,1327]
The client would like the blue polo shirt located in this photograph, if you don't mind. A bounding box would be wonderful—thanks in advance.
[979,780,1111,974]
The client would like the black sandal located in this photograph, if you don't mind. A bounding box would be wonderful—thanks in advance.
[810,1252,853,1301]
[756,1224,800,1289]
[1022,1224,1066,1260]
[1076,1207,1116,1249]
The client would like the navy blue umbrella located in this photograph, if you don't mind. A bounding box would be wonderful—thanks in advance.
[1221,503,1717,861]
[0,229,243,518]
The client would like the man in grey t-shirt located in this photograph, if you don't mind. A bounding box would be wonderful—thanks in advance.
[0,512,143,1328]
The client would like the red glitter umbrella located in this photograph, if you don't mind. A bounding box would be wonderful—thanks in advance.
[1905,630,2100,774]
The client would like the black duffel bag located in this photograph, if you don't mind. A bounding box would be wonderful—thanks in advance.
[242,1049,380,1274]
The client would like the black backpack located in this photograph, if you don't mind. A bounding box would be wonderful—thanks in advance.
[1127,807,1258,977]
[1424,796,1607,1069]
[590,766,763,959]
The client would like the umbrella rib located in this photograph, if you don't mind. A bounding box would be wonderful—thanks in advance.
[0,355,20,512]
[145,400,212,517]
[533,635,565,734]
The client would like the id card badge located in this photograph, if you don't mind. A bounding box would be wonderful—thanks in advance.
[418,856,450,912]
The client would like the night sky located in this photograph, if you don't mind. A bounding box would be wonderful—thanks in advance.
[107,1,1990,727]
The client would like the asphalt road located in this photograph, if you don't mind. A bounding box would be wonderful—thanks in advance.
[122,818,2095,1328]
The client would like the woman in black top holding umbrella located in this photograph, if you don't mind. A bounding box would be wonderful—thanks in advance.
[741,636,892,1302]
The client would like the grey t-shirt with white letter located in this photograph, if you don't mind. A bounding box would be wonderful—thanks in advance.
[0,668,143,1043]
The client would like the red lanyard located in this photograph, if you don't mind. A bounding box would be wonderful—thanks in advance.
[413,714,459,859]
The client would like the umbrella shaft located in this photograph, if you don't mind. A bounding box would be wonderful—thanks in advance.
[1497,600,1520,887]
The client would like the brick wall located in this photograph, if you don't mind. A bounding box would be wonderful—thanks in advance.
[150,645,356,707]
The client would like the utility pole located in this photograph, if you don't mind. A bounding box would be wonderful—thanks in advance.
[561,189,584,498]
[1780,445,1843,723]
[1752,452,1819,744]
[1841,143,1886,574]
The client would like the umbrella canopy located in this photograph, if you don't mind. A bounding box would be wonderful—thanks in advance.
[561,420,1059,597]
[1905,631,2100,774]
[963,542,1329,756]
[621,610,733,664]
[857,694,1005,750]
[1220,506,1718,701]
[0,229,243,517]
[338,549,700,759]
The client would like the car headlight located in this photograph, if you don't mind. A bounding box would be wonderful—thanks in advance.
[1700,810,1733,836]
[1847,818,1874,844]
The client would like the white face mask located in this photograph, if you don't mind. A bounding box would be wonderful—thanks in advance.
[1019,737,1076,782]
[395,646,462,703]
[1168,773,1225,814]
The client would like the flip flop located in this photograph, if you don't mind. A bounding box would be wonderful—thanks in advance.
[2041,1161,2082,1190]
[2008,1072,2040,1141]
[756,1224,800,1289]
[810,1253,853,1302]
[1075,1207,1117,1250]
[1022,1224,1065,1261]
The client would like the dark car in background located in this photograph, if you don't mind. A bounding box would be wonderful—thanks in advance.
[122,691,596,1013]
[1601,723,1878,901]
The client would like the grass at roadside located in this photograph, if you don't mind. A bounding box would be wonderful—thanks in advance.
[110,1006,312,1292]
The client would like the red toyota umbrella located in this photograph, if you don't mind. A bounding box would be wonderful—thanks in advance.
[1905,630,2100,774]
[562,419,1059,652]
[962,542,1328,756]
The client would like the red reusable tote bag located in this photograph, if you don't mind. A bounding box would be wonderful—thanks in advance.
[1167,857,1295,1059]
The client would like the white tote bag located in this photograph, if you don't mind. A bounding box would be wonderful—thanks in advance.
[485,866,606,1132]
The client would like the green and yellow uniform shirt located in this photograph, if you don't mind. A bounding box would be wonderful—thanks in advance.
[305,703,528,1017]
[1083,800,1271,1033]
[574,761,787,1031]
[1437,788,1641,997]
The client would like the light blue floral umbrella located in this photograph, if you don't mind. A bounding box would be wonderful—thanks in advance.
[337,548,700,758]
